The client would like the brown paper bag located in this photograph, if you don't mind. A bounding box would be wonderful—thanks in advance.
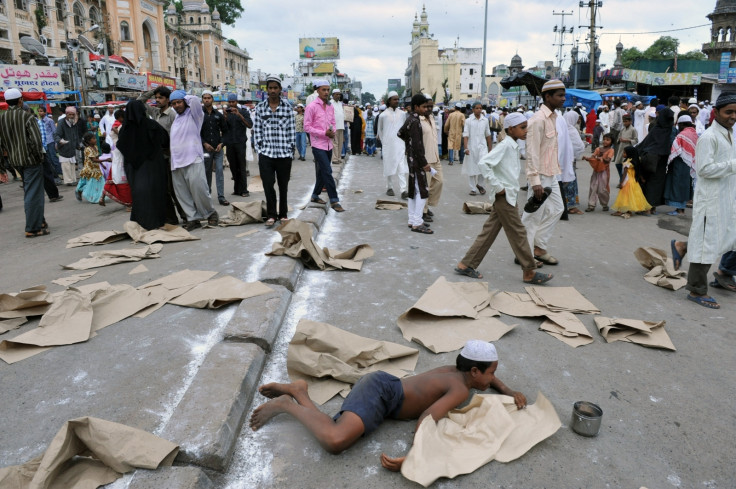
[634,247,687,291]
[0,417,178,489]
[287,319,418,405]
[462,201,494,214]
[594,317,675,351]
[218,201,267,226]
[0,286,53,320]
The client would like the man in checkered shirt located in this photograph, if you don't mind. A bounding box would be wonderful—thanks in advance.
[253,75,297,225]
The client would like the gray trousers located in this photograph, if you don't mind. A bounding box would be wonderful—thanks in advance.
[686,262,711,296]
[171,162,216,221]
[22,165,45,233]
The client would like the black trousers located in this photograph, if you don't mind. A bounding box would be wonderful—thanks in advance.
[226,143,248,195]
[258,154,292,219]
[42,154,59,199]
[164,156,187,224]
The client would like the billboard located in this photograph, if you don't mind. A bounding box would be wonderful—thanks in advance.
[117,74,148,91]
[622,69,702,86]
[0,65,64,91]
[146,73,176,91]
[387,78,401,91]
[299,37,340,60]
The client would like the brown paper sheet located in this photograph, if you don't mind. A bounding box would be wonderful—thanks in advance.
[401,392,560,486]
[129,264,148,275]
[135,270,218,317]
[525,286,600,314]
[375,199,408,210]
[266,219,373,271]
[634,247,687,291]
[397,277,513,353]
[62,244,163,271]
[169,276,273,309]
[51,271,98,287]
[123,221,199,244]
[0,416,178,489]
[0,317,27,335]
[462,201,494,214]
[489,291,549,317]
[539,312,594,348]
[219,201,266,226]
[65,230,128,248]
[0,286,53,320]
[595,317,675,351]
[287,319,419,405]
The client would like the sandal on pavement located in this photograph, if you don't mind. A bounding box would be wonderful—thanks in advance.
[25,229,50,238]
[534,253,558,265]
[311,197,327,204]
[670,239,684,271]
[454,266,482,278]
[712,272,736,292]
[477,185,486,195]
[523,272,554,285]
[182,220,202,231]
[331,203,346,212]
[585,206,595,212]
[610,211,623,216]
[568,207,584,215]
[514,257,543,268]
[219,199,230,206]
[469,191,478,196]
[686,294,720,309]
[411,225,433,234]
[408,223,430,228]
[264,218,276,227]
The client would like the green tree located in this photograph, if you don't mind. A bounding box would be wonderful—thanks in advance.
[226,39,239,48]
[679,50,706,61]
[642,36,679,59]
[620,47,643,68]
[441,78,451,105]
[34,5,47,33]
[361,91,376,105]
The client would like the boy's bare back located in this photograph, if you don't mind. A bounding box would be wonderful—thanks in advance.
[394,366,471,420]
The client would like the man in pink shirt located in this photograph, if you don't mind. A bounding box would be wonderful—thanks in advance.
[304,80,345,212]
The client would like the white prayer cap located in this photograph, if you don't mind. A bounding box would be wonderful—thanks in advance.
[296,103,304,108]
[503,112,526,128]
[424,93,432,100]
[373,107,379,113]
[698,101,705,106]
[432,107,439,112]
[332,88,341,94]
[688,104,699,111]
[705,99,709,103]
[107,104,115,108]
[313,80,329,88]
[635,101,642,106]
[379,104,387,110]
[576,102,582,107]
[688,97,697,104]
[94,113,101,119]
[202,90,213,96]
[455,102,463,108]
[677,114,693,124]
[4,88,21,100]
[517,108,524,112]
[460,340,498,362]
[387,91,399,99]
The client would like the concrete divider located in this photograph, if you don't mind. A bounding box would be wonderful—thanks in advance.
[223,284,292,353]
[128,466,213,489]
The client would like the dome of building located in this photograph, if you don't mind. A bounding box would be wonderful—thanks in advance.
[166,2,176,14]
[510,53,522,66]
[413,14,419,28]
[713,0,736,15]
[200,0,209,12]
[420,5,428,22]
[212,7,220,19]
[182,0,201,11]
[616,40,623,50]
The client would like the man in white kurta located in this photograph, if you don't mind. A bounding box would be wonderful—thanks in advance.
[462,103,492,194]
[672,92,736,309]
[330,89,345,163]
[598,105,610,134]
[633,101,647,139]
[377,91,408,198]
[99,105,116,147]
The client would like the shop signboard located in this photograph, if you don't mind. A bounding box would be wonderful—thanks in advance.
[0,65,64,91]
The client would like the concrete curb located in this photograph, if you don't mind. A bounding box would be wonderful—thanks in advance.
[128,466,213,489]
[161,342,265,471]
[223,284,292,353]
[259,255,304,291]
[297,207,327,230]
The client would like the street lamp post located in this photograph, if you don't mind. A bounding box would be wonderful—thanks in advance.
[480,0,488,104]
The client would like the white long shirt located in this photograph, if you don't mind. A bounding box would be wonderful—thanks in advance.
[376,107,407,177]
[330,99,345,128]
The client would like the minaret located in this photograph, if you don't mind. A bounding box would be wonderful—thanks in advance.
[411,14,420,43]
[702,0,736,61]
[614,40,623,68]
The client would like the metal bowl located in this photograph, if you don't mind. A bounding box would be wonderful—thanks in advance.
[571,401,603,437]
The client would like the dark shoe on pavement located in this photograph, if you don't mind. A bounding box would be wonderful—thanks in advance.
[219,198,230,206]
[331,203,346,212]
[422,213,433,222]
[241,191,250,197]
[207,212,219,226]
[75,190,82,201]
[49,195,64,202]
[400,191,408,200]
[426,209,434,217]
[386,188,395,196]
[182,220,202,231]
[311,197,327,204]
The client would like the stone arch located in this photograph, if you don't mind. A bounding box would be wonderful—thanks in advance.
[88,5,101,26]
[141,17,160,71]
[721,27,727,42]
[72,1,85,28]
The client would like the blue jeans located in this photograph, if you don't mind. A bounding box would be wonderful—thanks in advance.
[46,142,61,176]
[365,138,376,155]
[204,150,225,200]
[719,251,736,276]
[22,165,45,232]
[311,147,339,203]
[342,126,349,157]
[295,132,307,158]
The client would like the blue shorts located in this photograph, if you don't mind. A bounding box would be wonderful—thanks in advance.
[334,371,405,435]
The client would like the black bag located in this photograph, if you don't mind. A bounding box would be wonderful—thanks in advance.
[523,187,552,213]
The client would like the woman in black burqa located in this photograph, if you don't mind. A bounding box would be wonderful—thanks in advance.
[117,100,170,230]
[637,107,675,214]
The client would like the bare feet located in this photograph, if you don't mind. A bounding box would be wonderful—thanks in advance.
[250,395,294,430]
[258,379,308,399]
[380,453,406,472]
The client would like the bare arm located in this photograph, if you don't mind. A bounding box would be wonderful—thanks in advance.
[490,377,526,409]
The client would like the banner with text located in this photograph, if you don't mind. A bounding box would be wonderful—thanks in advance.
[0,66,64,91]
[622,69,702,86]
[299,37,340,60]
[146,73,176,91]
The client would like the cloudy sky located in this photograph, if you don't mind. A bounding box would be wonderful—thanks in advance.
[225,0,713,96]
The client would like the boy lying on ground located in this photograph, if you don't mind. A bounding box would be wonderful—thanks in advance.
[250,340,527,471]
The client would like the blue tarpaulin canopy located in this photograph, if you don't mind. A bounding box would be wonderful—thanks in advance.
[601,91,656,105]
[564,89,602,112]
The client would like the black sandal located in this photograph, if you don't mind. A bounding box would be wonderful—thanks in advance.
[410,225,433,234]
[455,266,482,279]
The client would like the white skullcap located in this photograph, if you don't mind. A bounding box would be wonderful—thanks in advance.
[677,114,693,124]
[432,107,439,112]
[635,101,643,106]
[379,104,386,110]
[455,102,463,108]
[4,88,21,100]
[688,97,697,104]
[517,108,524,112]
[504,112,526,128]
[107,104,114,108]
[460,340,498,362]
[576,102,582,107]
[387,91,398,98]
[332,88,341,94]
[202,90,213,96]
[424,93,432,100]
[704,99,709,103]
[313,80,329,88]
[688,104,699,111]
[373,107,379,112]
[296,103,304,108]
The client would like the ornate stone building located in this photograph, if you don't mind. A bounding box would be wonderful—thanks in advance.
[702,0,736,61]
[0,0,250,90]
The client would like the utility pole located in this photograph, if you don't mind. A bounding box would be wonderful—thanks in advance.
[480,0,488,103]
[552,10,573,78]
[579,1,603,89]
